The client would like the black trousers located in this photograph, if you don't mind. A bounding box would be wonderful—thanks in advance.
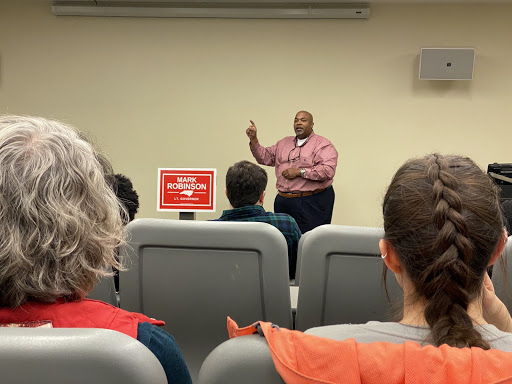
[274,186,335,233]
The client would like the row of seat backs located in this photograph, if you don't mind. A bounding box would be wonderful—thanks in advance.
[198,234,512,384]
[293,228,512,331]
[114,220,403,380]
[89,226,512,318]
[88,219,512,381]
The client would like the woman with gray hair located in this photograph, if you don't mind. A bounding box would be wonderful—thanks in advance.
[0,115,191,384]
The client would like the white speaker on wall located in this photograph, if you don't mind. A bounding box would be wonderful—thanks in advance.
[419,48,475,80]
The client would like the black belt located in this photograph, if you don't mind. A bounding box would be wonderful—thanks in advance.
[278,188,326,198]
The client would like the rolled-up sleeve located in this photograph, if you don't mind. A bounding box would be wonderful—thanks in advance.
[305,142,338,181]
[250,142,277,167]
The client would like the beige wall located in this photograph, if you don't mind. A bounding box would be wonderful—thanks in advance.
[0,1,510,227]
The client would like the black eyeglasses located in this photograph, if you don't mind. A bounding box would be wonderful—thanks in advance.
[288,145,302,162]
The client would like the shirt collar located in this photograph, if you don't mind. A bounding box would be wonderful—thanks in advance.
[220,205,266,219]
[293,131,315,145]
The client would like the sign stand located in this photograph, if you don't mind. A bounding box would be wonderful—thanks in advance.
[179,212,196,220]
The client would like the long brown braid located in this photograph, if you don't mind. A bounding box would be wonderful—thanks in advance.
[383,154,504,349]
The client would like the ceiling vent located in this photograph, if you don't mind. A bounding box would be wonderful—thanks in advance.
[52,1,370,19]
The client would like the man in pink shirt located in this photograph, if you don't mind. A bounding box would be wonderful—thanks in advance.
[246,110,338,233]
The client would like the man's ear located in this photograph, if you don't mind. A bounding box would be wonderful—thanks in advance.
[379,239,402,274]
[224,189,228,198]
[489,229,508,266]
[258,191,266,205]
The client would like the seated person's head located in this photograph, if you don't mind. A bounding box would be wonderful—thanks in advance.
[107,173,139,224]
[0,115,124,308]
[381,153,507,349]
[226,160,267,208]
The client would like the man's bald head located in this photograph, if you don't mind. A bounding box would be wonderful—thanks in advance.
[297,110,313,122]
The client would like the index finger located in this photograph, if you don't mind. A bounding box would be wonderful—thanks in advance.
[249,120,256,126]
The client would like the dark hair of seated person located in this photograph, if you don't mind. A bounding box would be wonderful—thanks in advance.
[226,160,268,208]
[382,154,506,350]
[106,173,140,224]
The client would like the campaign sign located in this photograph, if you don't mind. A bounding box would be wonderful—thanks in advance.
[158,168,216,212]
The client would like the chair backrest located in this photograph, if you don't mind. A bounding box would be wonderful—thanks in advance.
[87,275,118,307]
[119,218,292,382]
[198,334,284,384]
[0,328,167,384]
[295,224,402,331]
[292,230,311,286]
[491,235,512,313]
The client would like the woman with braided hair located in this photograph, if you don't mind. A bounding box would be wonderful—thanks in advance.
[307,153,512,350]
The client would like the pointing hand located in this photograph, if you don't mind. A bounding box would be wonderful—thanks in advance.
[246,120,258,144]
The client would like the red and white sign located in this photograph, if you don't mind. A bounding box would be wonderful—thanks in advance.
[158,168,216,212]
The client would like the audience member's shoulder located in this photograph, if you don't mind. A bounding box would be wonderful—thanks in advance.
[137,322,192,384]
[271,211,299,222]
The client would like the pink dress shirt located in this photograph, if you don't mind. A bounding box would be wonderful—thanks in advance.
[250,132,338,193]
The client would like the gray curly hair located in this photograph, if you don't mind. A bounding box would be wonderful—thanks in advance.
[0,115,124,308]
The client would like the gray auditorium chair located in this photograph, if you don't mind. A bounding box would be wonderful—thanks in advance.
[119,218,292,382]
[295,225,402,332]
[292,230,310,287]
[491,235,512,313]
[0,328,167,384]
[88,275,118,307]
[198,334,284,384]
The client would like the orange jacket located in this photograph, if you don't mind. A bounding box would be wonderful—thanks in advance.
[0,298,163,339]
[228,317,512,384]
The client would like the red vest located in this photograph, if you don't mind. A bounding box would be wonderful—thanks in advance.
[228,317,512,384]
[0,298,164,339]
